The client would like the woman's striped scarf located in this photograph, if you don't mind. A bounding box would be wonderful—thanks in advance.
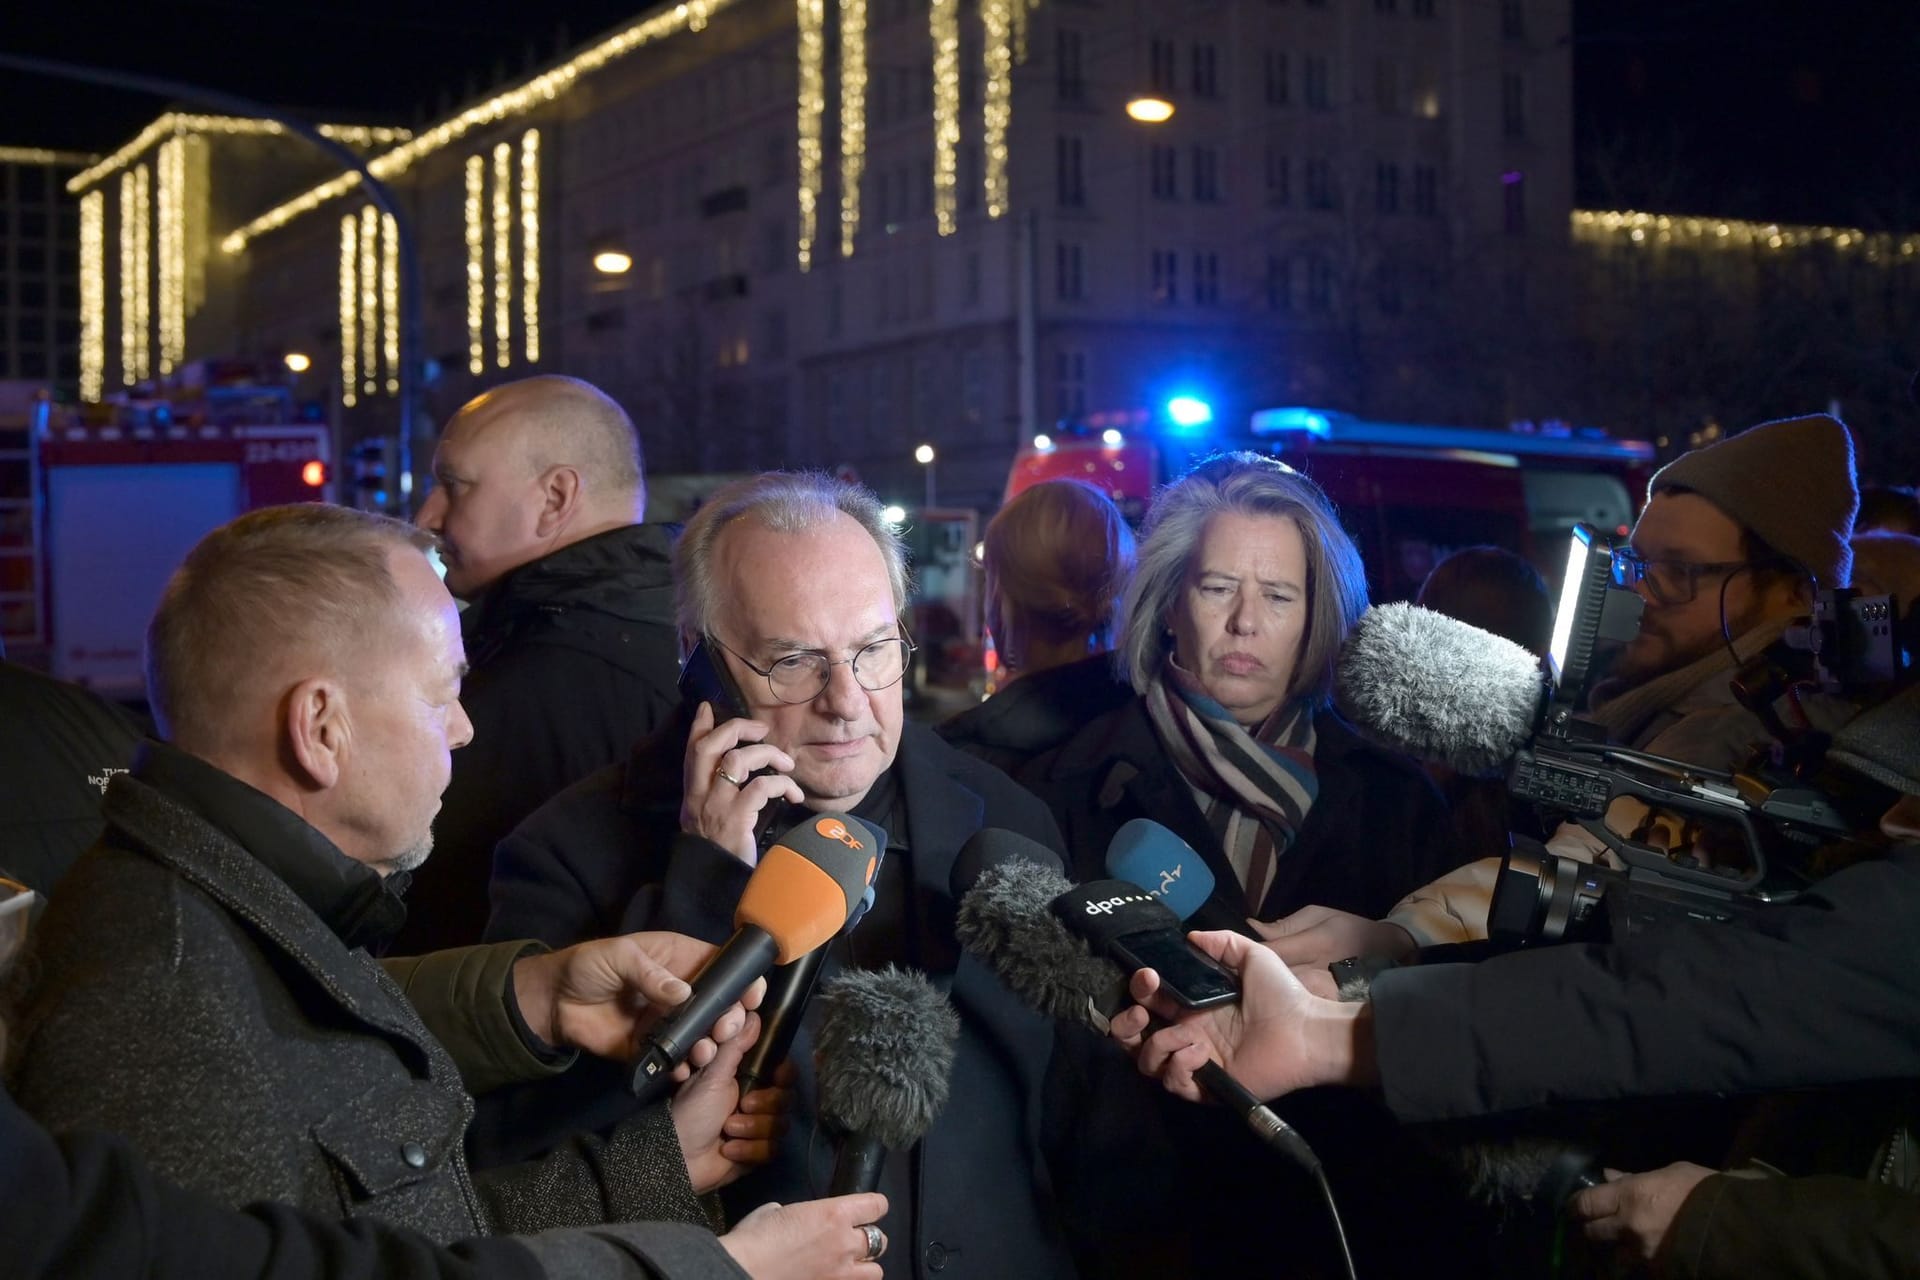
[1143,658,1319,911]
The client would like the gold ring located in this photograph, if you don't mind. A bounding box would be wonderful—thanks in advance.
[861,1223,886,1261]
[715,767,747,788]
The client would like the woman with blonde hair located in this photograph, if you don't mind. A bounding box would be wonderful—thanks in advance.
[937,479,1138,773]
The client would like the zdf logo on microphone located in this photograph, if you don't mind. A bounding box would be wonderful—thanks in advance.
[815,817,866,851]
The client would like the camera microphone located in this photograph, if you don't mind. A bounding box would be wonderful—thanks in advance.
[1334,602,1546,776]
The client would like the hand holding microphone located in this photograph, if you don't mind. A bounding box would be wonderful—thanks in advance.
[630,813,880,1104]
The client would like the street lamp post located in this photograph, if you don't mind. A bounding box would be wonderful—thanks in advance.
[914,443,937,508]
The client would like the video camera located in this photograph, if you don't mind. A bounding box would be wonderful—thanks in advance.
[1486,524,1910,948]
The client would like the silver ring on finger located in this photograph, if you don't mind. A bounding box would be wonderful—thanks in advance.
[861,1223,886,1262]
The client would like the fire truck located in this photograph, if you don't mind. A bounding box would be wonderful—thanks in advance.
[0,380,332,697]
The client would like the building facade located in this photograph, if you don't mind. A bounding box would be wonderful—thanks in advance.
[0,147,94,388]
[67,0,1575,512]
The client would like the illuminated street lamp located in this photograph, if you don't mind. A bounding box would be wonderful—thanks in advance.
[1125,96,1175,123]
[284,352,312,373]
[915,443,937,508]
[593,250,634,275]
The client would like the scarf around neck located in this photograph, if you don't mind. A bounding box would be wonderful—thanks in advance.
[1587,617,1792,748]
[1142,659,1319,911]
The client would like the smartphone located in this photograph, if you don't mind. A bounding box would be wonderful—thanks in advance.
[1107,927,1241,1010]
[679,637,752,723]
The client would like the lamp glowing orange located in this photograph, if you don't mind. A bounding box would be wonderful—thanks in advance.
[301,460,327,487]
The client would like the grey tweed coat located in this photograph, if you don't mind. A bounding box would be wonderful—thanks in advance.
[4,768,708,1244]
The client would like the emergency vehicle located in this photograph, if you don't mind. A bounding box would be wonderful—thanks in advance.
[1004,405,1657,603]
[0,381,331,696]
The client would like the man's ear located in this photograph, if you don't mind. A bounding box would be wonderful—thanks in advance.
[285,676,349,791]
[533,466,582,538]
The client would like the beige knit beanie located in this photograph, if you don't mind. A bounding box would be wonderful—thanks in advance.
[1649,414,1859,587]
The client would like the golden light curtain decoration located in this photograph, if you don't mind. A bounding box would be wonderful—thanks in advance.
[1571,209,1918,259]
[381,213,399,395]
[220,1,736,253]
[119,173,137,385]
[132,165,151,381]
[69,115,412,194]
[339,214,358,407]
[359,205,378,397]
[492,142,512,368]
[931,0,961,236]
[79,191,105,401]
[157,136,185,375]
[183,135,209,313]
[981,0,1014,218]
[520,129,541,364]
[795,0,825,270]
[837,0,867,257]
[465,156,485,375]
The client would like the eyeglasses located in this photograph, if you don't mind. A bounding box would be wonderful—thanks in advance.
[1609,548,1752,606]
[709,629,916,705]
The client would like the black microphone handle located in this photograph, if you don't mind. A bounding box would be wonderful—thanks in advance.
[630,925,780,1105]
[829,1130,888,1197]
[736,943,832,1093]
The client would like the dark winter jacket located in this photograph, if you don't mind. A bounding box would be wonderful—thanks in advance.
[0,1079,746,1280]
[1663,1172,1920,1280]
[1371,843,1920,1123]
[933,653,1135,777]
[4,742,708,1243]
[0,659,148,894]
[396,524,680,955]
[480,717,1079,1280]
[1018,698,1480,1280]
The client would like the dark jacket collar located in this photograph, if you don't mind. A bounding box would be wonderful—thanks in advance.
[132,740,407,950]
[462,523,678,658]
[937,654,1135,756]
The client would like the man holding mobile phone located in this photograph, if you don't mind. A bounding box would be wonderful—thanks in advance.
[482,472,1080,1280]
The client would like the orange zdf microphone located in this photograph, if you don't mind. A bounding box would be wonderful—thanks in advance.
[629,814,879,1103]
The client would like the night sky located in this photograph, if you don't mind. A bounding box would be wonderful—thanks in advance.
[3,0,1915,230]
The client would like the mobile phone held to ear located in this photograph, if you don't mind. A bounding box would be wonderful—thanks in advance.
[680,638,752,723]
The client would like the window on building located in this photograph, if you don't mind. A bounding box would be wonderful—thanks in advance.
[962,350,985,422]
[1056,241,1085,301]
[1503,174,1526,235]
[1502,73,1525,139]
[1376,162,1400,214]
[1307,254,1333,311]
[1194,252,1221,304]
[1264,49,1290,105]
[965,250,981,306]
[828,283,843,336]
[1151,249,1179,304]
[1193,147,1222,202]
[1501,0,1524,39]
[1057,135,1086,207]
[1374,60,1399,114]
[1150,38,1178,92]
[763,132,786,187]
[1057,28,1085,102]
[962,144,980,212]
[1055,348,1087,420]
[1151,145,1179,200]
[1375,261,1402,314]
[872,362,893,431]
[1192,43,1219,98]
[17,210,47,241]
[1304,56,1330,109]
[1265,147,1291,206]
[763,220,787,274]
[761,308,788,361]
[1306,158,1335,209]
[1266,255,1292,310]
[1413,164,1439,215]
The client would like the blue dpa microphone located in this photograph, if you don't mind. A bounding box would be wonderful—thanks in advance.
[1105,818,1250,935]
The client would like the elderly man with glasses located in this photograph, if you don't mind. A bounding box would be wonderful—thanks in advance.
[481,472,1079,1280]
[1265,413,1865,964]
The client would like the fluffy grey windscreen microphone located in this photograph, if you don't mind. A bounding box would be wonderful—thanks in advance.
[953,859,1130,1028]
[1333,601,1545,777]
[813,965,960,1151]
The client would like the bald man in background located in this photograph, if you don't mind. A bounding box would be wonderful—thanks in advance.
[396,376,680,953]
